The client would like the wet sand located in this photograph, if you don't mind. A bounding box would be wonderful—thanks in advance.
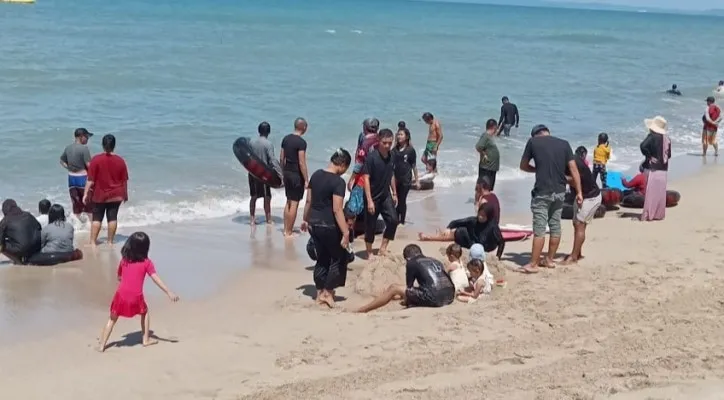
[1,155,722,400]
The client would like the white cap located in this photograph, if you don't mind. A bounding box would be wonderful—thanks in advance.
[469,244,485,261]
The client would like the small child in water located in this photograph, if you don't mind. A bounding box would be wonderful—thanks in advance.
[592,132,611,188]
[445,243,469,293]
[98,232,179,352]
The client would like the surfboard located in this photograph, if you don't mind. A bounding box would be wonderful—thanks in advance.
[232,137,283,188]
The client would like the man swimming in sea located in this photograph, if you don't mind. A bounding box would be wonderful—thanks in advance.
[666,84,682,96]
[421,112,443,173]
[497,96,519,137]
[356,244,455,312]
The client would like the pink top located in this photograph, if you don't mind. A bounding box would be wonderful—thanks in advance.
[116,258,157,296]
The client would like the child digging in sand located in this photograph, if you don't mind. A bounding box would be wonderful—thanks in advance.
[445,243,469,294]
[458,244,497,303]
[98,232,179,352]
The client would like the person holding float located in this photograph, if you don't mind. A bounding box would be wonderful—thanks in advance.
[301,148,352,308]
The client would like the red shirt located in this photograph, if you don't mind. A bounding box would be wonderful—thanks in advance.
[353,134,379,187]
[704,104,721,132]
[116,258,157,297]
[88,153,129,203]
[622,173,647,195]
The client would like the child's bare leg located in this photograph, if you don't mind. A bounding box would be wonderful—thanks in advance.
[457,294,474,303]
[98,315,118,352]
[356,284,406,313]
[418,228,455,242]
[141,312,158,347]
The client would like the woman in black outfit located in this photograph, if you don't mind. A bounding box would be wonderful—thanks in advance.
[301,148,352,308]
[391,126,419,225]
[417,202,505,259]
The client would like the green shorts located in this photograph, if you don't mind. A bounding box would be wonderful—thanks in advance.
[531,192,565,238]
[423,141,437,160]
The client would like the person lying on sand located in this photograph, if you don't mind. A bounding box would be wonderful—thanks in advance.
[355,244,454,313]
[418,202,505,259]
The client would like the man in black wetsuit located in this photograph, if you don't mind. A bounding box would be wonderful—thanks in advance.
[0,199,42,264]
[666,84,682,96]
[356,244,455,313]
[497,96,519,137]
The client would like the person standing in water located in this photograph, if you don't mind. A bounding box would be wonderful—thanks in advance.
[280,118,309,237]
[702,96,721,157]
[475,119,500,200]
[497,96,519,137]
[83,134,129,247]
[248,121,282,225]
[60,128,94,222]
[421,112,443,173]
[666,84,682,96]
[301,148,352,309]
[361,128,399,258]
[391,126,419,225]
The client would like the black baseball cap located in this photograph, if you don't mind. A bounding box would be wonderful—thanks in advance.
[530,124,549,137]
[706,96,716,103]
[74,128,94,138]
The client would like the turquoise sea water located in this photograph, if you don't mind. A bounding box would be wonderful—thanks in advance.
[1,0,722,228]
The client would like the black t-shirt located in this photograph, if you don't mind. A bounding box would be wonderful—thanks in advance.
[391,145,417,186]
[361,149,394,202]
[281,134,307,173]
[0,211,42,255]
[447,216,505,257]
[521,136,574,196]
[308,169,346,226]
[573,157,600,199]
[500,103,519,125]
[405,256,454,291]
[482,193,501,224]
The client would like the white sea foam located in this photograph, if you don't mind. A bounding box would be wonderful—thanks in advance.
[325,29,336,34]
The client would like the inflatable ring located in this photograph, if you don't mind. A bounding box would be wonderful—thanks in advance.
[600,188,623,210]
[413,179,434,191]
[620,190,680,209]
[306,237,355,263]
[353,219,385,236]
[232,137,283,188]
[561,203,606,220]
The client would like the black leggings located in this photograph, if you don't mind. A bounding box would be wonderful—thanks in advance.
[395,183,411,225]
[310,225,348,291]
[92,201,122,223]
[364,196,399,243]
[592,164,607,188]
[27,250,81,266]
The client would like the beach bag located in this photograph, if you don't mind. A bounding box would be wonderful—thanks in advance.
[346,185,365,216]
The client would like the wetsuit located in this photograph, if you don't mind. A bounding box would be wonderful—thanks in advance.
[361,149,399,243]
[391,145,417,225]
[447,216,505,258]
[498,103,519,136]
[666,89,682,96]
[0,211,42,263]
[280,133,307,202]
[405,255,455,308]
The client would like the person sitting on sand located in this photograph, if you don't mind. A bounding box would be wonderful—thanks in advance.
[474,176,500,223]
[444,244,468,294]
[40,204,75,254]
[36,199,51,226]
[356,244,454,313]
[98,232,179,352]
[418,202,505,259]
[457,258,494,303]
[621,164,648,195]
[0,199,42,265]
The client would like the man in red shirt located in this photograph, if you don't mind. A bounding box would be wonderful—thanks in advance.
[83,134,129,246]
[702,96,722,157]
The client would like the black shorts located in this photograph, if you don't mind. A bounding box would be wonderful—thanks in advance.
[92,201,122,223]
[477,167,497,191]
[405,286,454,308]
[248,174,271,198]
[283,170,305,202]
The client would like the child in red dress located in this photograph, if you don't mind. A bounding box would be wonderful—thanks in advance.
[98,232,179,352]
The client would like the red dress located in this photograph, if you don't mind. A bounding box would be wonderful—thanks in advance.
[110,258,157,318]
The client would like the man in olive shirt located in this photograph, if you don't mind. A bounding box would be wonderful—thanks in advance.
[475,119,500,204]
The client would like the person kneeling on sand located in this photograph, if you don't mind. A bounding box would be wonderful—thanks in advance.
[418,202,505,259]
[356,244,454,313]
[457,244,495,303]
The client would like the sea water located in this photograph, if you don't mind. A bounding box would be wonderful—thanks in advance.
[1,0,722,228]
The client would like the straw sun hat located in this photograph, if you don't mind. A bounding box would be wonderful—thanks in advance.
[644,116,667,135]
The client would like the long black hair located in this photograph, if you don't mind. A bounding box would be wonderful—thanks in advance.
[121,231,151,262]
[396,127,411,149]
[101,134,116,153]
[48,204,66,225]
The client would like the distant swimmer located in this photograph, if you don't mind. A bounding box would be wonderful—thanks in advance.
[421,112,442,173]
[497,96,519,137]
[666,84,682,96]
[716,80,724,95]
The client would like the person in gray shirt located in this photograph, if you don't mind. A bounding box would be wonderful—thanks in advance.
[249,121,282,225]
[41,204,75,253]
[60,128,93,220]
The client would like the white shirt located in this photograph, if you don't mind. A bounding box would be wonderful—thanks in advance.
[36,214,48,226]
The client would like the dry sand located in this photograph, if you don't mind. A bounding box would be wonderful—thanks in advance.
[2,165,724,400]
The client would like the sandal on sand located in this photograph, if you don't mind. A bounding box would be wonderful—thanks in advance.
[519,265,540,274]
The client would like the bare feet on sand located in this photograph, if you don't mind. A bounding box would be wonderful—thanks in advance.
[143,339,159,347]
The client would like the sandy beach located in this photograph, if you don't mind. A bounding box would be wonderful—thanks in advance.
[0,158,721,400]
